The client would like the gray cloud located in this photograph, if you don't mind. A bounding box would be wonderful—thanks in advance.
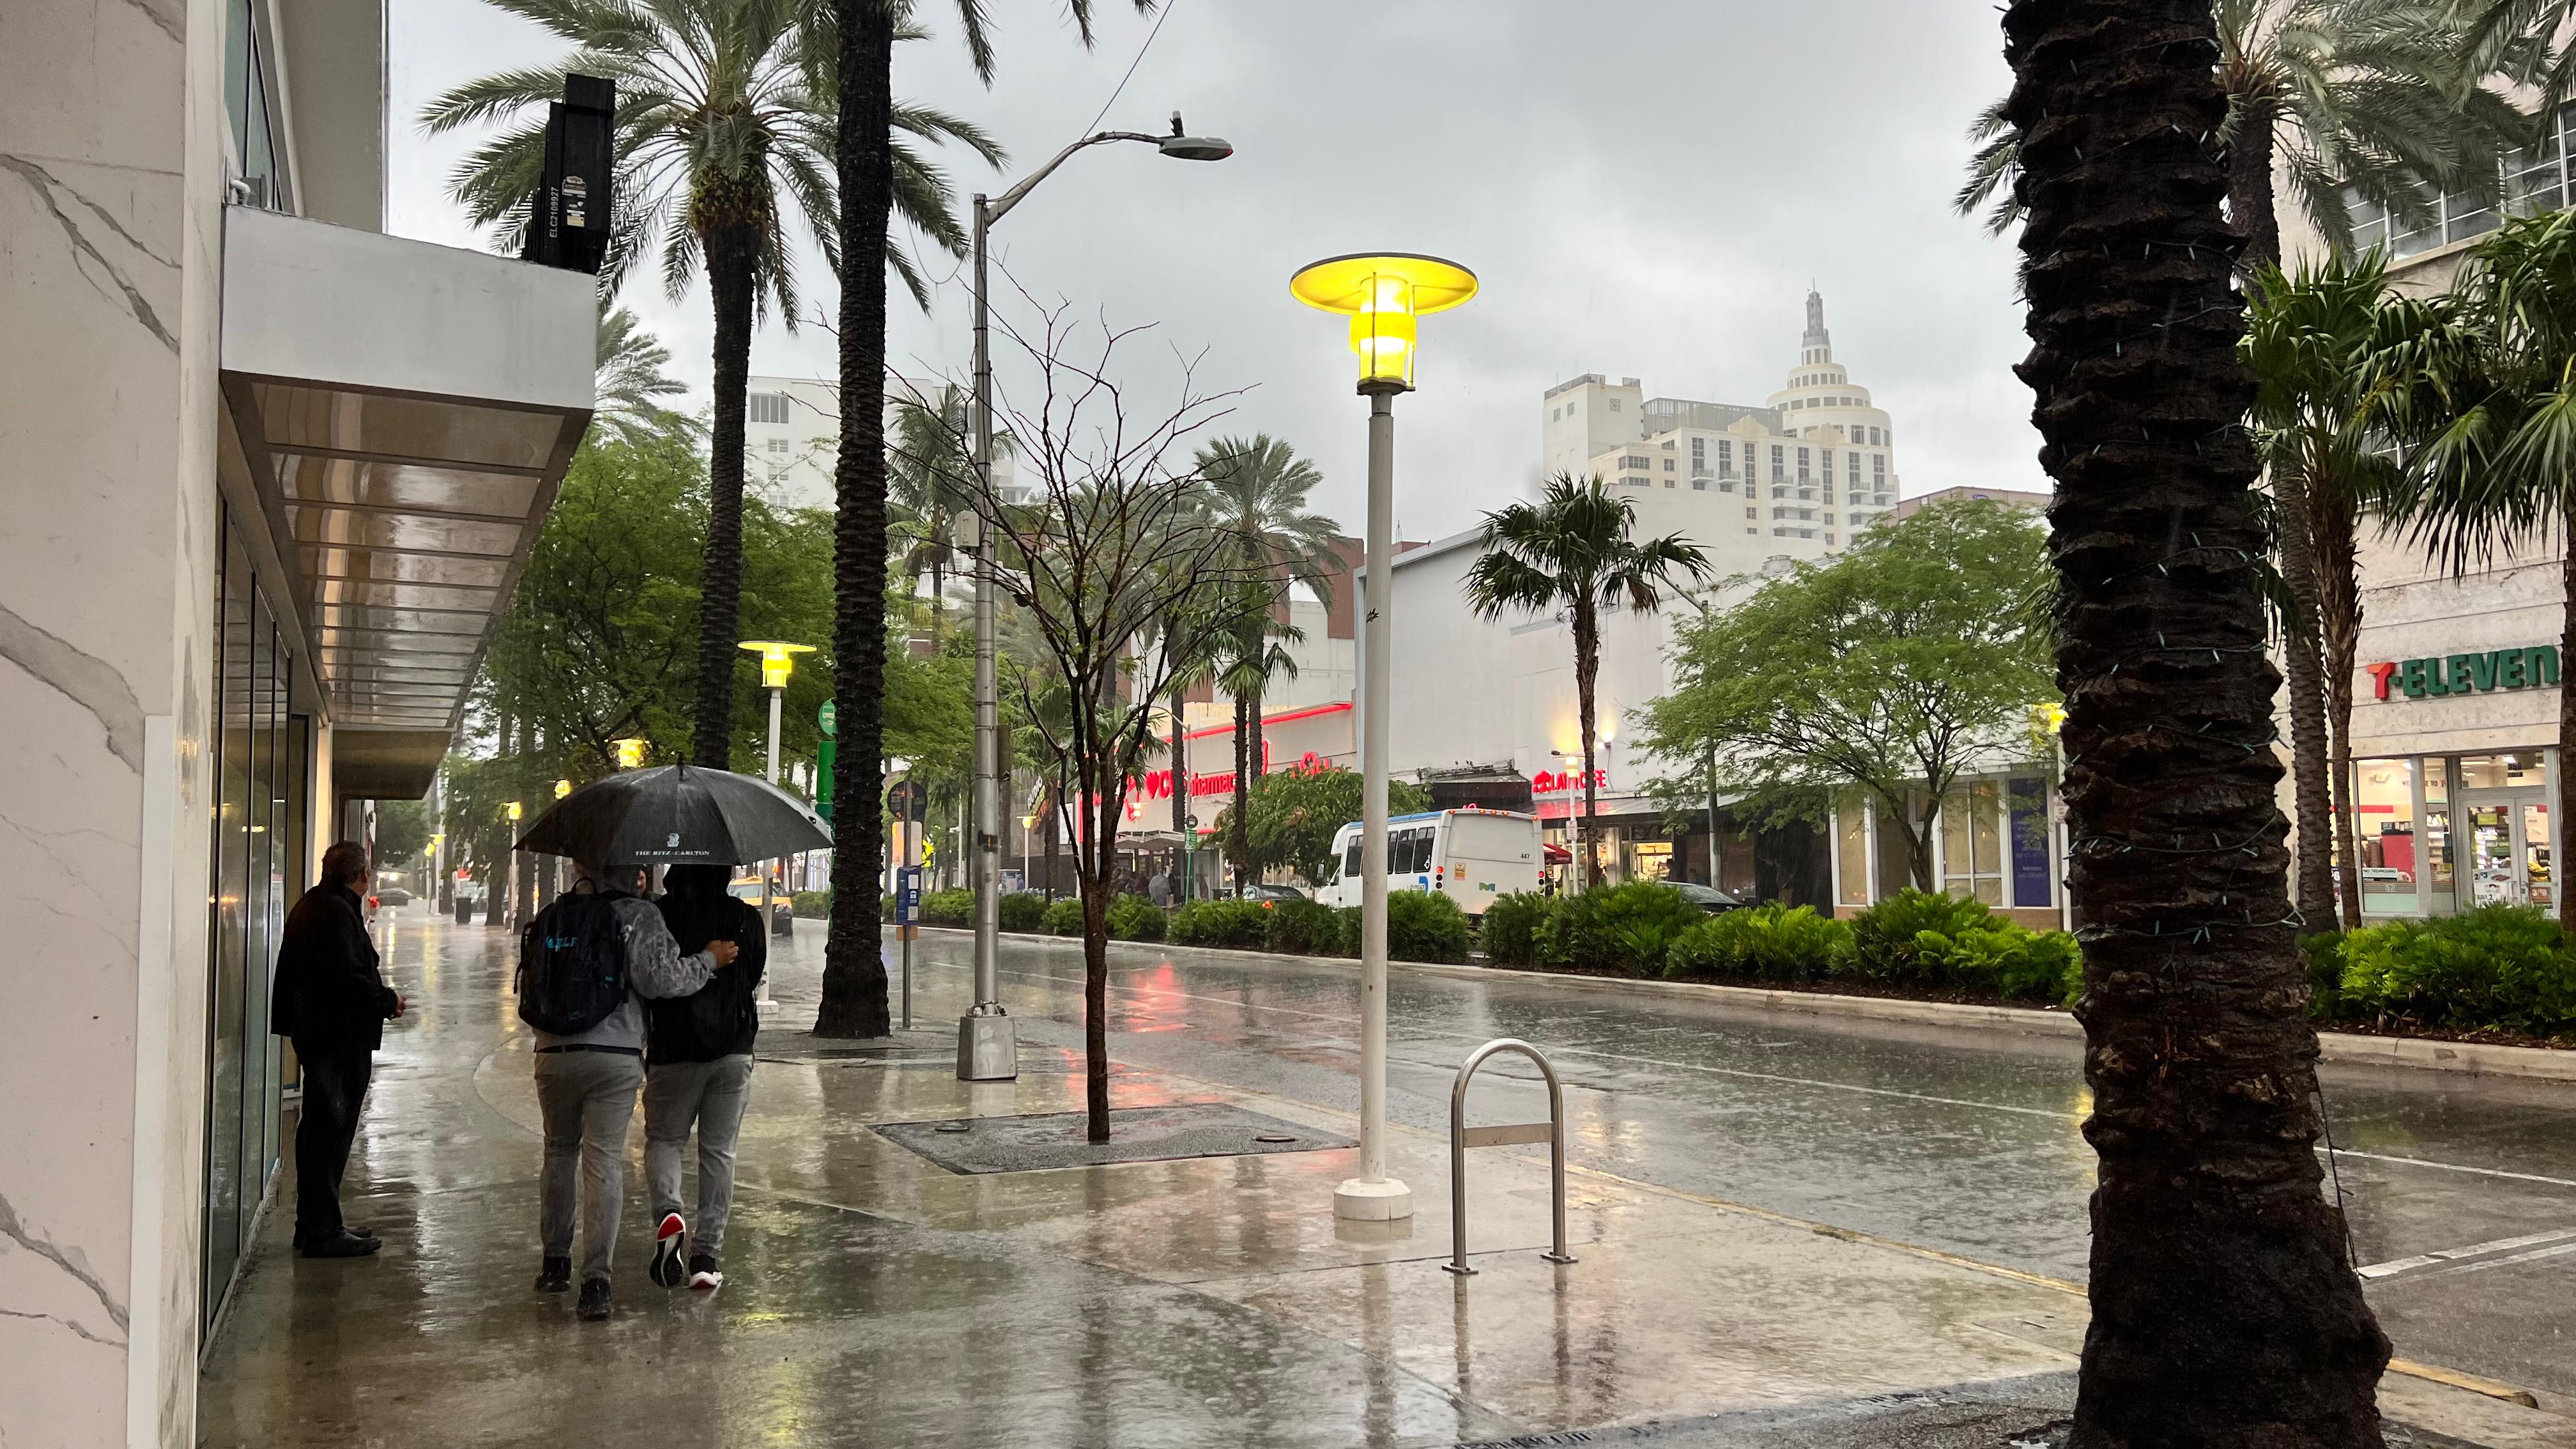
[389,0,2042,541]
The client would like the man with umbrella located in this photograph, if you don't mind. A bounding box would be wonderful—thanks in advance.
[513,763,832,1321]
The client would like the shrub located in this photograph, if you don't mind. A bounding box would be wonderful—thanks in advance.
[1847,889,1996,983]
[920,889,974,928]
[1043,897,1085,936]
[1478,892,1549,966]
[998,892,1047,933]
[1536,882,1705,975]
[2336,905,2576,1034]
[1266,895,1339,954]
[1172,899,1271,948]
[792,890,833,919]
[1388,890,1471,962]
[1105,892,1167,942]
[2301,930,2348,1020]
[1909,923,2083,1004]
[1665,904,1851,983]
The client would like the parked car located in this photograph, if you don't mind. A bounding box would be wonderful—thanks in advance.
[375,886,414,907]
[1665,881,1745,914]
[1236,883,1307,907]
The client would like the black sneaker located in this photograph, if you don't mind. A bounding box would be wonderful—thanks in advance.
[298,1230,382,1259]
[649,1212,687,1288]
[686,1254,723,1291]
[533,1255,572,1294]
[576,1276,613,1321]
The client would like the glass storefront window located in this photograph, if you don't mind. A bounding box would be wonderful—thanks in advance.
[2006,778,2053,908]
[2352,758,2421,914]
[1942,779,2005,905]
[1629,839,1673,882]
[2423,758,2453,914]
[2457,752,2545,790]
[1836,797,1869,906]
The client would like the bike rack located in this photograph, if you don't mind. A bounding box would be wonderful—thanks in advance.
[1443,1037,1577,1275]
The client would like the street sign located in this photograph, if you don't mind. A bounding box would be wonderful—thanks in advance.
[896,866,923,924]
[816,738,837,820]
[818,699,836,737]
[887,778,925,822]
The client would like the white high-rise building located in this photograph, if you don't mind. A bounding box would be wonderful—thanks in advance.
[742,372,1024,510]
[1540,289,1901,572]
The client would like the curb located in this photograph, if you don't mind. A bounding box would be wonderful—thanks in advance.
[901,925,2576,1085]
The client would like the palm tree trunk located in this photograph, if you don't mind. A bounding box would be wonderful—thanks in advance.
[2561,542,2575,931]
[693,222,756,770]
[2004,1,2387,1442]
[2315,498,2365,931]
[1575,601,1599,891]
[2271,462,2342,933]
[1230,687,1252,893]
[2228,93,2280,272]
[516,715,539,925]
[818,0,897,1039]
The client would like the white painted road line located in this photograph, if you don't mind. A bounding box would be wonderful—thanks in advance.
[2394,1239,2576,1286]
[2358,1225,2576,1279]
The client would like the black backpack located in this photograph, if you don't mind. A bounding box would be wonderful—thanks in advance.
[516,891,631,1035]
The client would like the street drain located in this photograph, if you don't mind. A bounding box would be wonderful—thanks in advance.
[934,1121,973,1134]
[1254,1133,1297,1144]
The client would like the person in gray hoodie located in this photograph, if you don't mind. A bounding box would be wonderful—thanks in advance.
[532,860,738,1321]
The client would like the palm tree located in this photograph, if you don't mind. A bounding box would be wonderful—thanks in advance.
[425,0,1000,773]
[820,0,1144,1039]
[2370,208,2576,931]
[2002,0,2389,1441]
[889,381,1009,640]
[1191,434,1342,885]
[593,305,699,448]
[2246,252,2403,932]
[1961,0,2521,266]
[1215,590,1304,893]
[1464,475,1709,891]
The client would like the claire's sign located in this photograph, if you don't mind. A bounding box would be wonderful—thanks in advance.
[2367,645,2561,701]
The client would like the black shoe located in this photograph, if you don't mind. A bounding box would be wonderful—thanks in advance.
[576,1277,613,1321]
[533,1255,572,1294]
[298,1230,382,1260]
[649,1212,687,1288]
[687,1254,724,1292]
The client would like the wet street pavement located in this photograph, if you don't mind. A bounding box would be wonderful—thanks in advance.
[196,912,2576,1448]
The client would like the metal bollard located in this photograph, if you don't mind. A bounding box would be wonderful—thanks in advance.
[1443,1037,1577,1275]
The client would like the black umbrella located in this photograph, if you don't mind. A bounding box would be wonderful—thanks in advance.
[514,763,831,869]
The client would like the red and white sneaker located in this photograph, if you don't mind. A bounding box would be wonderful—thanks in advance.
[648,1212,687,1288]
[687,1254,724,1291]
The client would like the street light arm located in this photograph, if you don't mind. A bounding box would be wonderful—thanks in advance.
[982,132,1163,227]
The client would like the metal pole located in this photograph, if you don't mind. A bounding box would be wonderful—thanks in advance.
[960,194,1016,1080]
[1335,387,1411,1222]
[760,686,781,1007]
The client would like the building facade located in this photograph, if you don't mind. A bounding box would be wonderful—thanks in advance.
[1,5,595,1443]
[744,372,1025,512]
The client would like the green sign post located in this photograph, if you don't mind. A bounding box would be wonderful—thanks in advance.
[815,700,838,820]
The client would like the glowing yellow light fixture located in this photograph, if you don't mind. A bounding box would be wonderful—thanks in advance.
[613,737,648,769]
[739,639,816,690]
[505,801,523,822]
[1290,253,1478,394]
[554,779,573,799]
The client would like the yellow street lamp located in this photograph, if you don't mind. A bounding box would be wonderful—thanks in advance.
[740,640,816,999]
[1291,252,1476,1228]
[1290,253,1478,394]
[555,779,573,799]
[505,801,523,822]
[738,639,817,691]
[613,737,648,770]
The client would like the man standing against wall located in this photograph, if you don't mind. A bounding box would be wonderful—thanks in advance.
[271,840,406,1259]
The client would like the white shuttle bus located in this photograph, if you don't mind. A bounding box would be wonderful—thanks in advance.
[1313,808,1544,919]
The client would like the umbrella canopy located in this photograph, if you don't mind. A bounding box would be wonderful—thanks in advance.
[515,763,831,869]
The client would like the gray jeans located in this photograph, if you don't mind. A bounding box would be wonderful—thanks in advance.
[535,1049,645,1283]
[643,1055,754,1258]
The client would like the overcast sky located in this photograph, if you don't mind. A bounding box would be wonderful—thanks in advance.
[387,0,2042,542]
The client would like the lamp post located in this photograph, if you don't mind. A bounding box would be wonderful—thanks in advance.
[1291,253,1478,1222]
[960,113,1234,1084]
[740,640,815,1006]
[613,737,648,770]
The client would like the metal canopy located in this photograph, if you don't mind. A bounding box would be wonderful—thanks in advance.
[220,205,595,792]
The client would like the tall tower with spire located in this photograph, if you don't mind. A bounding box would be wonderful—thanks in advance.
[1801,288,1832,365]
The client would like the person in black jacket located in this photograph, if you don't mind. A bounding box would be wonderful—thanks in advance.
[640,864,764,1291]
[271,841,405,1258]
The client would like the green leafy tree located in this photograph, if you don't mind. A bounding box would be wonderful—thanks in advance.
[424,0,999,774]
[2244,252,2402,932]
[888,381,977,641]
[1464,473,1709,890]
[1959,0,2522,264]
[1215,767,1432,886]
[1639,500,2055,891]
[2370,208,2576,933]
[2003,0,2389,1437]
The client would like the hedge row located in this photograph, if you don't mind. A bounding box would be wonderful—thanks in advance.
[1162,893,1471,962]
[2307,905,2576,1037]
[1483,884,2083,1006]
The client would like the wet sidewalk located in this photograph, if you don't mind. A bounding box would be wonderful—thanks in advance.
[197,911,2570,1448]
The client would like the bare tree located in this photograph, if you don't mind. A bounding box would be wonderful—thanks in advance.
[954,296,1266,1142]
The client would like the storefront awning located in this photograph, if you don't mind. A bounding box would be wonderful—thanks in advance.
[218,206,595,793]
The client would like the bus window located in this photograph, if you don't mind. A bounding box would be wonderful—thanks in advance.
[1342,837,1363,879]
